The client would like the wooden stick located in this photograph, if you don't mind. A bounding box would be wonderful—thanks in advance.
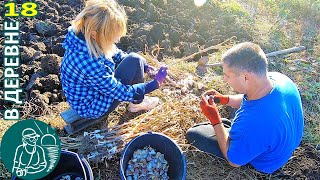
[204,46,306,67]
[174,36,236,63]
[205,63,223,67]
[265,46,305,57]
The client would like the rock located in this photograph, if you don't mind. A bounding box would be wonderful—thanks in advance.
[40,74,61,92]
[58,90,65,101]
[65,0,83,7]
[120,0,143,8]
[41,92,51,104]
[150,23,165,42]
[21,46,37,64]
[135,35,148,50]
[177,17,192,28]
[33,51,44,61]
[40,54,62,75]
[32,42,47,52]
[150,0,167,8]
[28,61,42,73]
[199,30,212,40]
[181,42,199,57]
[131,8,146,22]
[146,3,160,22]
[29,74,60,93]
[29,75,43,91]
[45,6,58,16]
[29,34,41,43]
[21,33,40,45]
[35,21,58,36]
[168,29,181,46]
[42,37,55,49]
[21,75,30,89]
[52,43,65,57]
[55,36,65,44]
[161,39,172,54]
[205,38,224,48]
[47,1,60,10]
[50,93,60,103]
[21,64,34,77]
[26,72,46,91]
[186,33,206,45]
[43,92,52,103]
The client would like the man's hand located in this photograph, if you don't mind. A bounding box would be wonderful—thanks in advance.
[200,96,222,126]
[205,89,229,105]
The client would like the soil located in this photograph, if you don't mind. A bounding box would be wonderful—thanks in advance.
[0,0,319,179]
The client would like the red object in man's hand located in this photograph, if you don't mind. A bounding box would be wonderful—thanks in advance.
[205,89,229,105]
[200,96,222,126]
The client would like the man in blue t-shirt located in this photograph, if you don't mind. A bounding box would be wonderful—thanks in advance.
[186,42,304,173]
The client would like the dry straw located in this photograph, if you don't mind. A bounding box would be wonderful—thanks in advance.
[59,48,208,162]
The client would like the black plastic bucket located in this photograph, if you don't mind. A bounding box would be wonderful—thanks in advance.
[120,132,186,180]
[12,150,93,180]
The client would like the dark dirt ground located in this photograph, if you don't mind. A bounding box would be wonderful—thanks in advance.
[1,0,320,179]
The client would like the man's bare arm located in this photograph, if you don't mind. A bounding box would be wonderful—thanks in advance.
[213,123,240,167]
[226,94,244,109]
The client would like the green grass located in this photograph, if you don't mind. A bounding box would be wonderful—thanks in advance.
[218,0,250,17]
[246,0,320,144]
[1,0,320,178]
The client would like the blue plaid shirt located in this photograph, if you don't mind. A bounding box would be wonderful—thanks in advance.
[60,27,147,119]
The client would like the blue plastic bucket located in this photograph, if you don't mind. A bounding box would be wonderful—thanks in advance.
[12,150,93,180]
[120,132,186,180]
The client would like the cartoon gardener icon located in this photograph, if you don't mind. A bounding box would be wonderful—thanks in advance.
[12,128,47,177]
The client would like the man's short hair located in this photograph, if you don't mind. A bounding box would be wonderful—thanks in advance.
[222,42,268,76]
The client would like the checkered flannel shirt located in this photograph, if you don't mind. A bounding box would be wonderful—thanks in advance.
[60,27,140,119]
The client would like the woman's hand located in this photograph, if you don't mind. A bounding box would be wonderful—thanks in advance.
[154,66,168,85]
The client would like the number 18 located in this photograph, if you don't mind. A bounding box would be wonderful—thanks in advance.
[5,2,38,17]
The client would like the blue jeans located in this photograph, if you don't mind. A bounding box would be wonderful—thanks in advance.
[186,118,232,158]
[104,53,146,115]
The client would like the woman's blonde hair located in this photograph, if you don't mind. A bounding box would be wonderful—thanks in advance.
[72,0,127,58]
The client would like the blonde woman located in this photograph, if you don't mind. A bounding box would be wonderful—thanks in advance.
[60,0,167,119]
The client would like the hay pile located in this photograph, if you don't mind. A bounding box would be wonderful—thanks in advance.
[60,52,208,162]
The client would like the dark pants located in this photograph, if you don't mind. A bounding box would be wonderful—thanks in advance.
[186,118,232,158]
[104,53,146,115]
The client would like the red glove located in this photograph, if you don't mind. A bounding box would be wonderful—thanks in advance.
[205,89,229,105]
[200,96,222,126]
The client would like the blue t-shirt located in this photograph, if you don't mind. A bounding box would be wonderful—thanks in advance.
[227,72,304,173]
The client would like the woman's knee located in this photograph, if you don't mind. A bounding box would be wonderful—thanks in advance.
[124,52,146,67]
